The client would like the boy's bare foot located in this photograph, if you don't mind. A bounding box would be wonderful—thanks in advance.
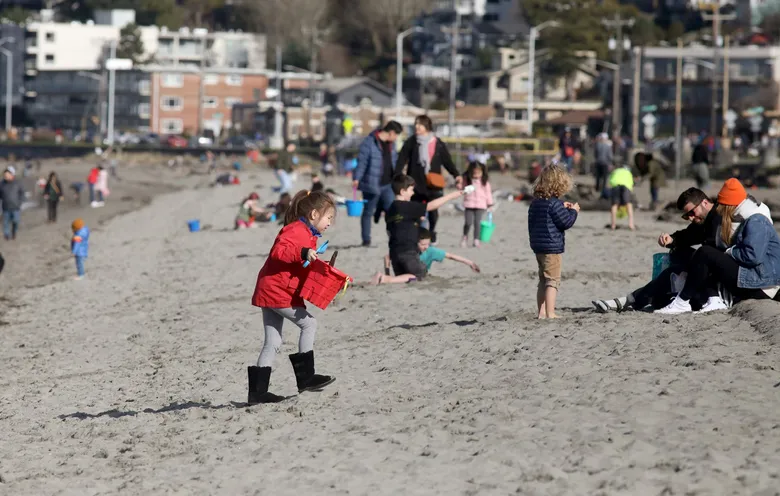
[547,314,559,319]
[370,272,383,285]
[610,225,616,231]
[629,225,636,231]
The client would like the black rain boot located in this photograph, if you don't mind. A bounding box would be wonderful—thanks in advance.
[288,351,335,393]
[247,366,286,405]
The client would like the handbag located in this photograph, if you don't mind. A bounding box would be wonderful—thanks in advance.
[426,172,446,189]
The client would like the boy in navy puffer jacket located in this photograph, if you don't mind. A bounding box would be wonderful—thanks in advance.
[528,165,579,319]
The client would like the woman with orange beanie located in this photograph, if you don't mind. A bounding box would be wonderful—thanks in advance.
[657,178,780,314]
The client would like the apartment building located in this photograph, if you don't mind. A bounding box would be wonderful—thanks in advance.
[156,27,265,70]
[149,68,268,136]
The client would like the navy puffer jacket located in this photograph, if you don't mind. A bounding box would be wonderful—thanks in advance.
[528,197,577,254]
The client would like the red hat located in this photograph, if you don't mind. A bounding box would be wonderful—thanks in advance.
[249,192,259,200]
[717,178,748,207]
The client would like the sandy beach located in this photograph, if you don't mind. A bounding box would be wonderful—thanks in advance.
[2,164,780,495]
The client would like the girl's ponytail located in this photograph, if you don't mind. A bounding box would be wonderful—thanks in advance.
[283,189,337,226]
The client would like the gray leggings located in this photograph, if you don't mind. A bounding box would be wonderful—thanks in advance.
[257,307,317,367]
[463,208,485,238]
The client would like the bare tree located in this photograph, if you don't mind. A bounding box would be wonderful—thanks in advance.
[351,0,433,57]
[247,0,330,51]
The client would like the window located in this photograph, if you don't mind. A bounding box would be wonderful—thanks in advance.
[204,74,219,85]
[161,118,183,134]
[224,97,242,108]
[683,63,697,81]
[162,73,183,88]
[138,80,150,95]
[161,96,183,111]
[225,74,243,86]
[45,54,54,64]
[290,124,300,138]
[505,109,527,121]
[45,32,55,42]
[483,13,499,21]
[253,88,263,100]
[138,103,150,119]
[202,96,218,108]
[643,61,655,80]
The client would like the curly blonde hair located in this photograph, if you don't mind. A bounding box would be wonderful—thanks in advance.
[533,165,573,199]
[716,203,737,247]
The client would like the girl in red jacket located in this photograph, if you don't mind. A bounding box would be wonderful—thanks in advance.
[247,189,337,404]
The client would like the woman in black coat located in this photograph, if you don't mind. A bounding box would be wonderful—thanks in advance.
[43,171,63,223]
[395,114,462,243]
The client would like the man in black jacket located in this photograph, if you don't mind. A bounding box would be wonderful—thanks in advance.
[0,167,26,241]
[593,188,721,312]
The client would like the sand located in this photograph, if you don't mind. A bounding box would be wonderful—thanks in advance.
[2,166,780,495]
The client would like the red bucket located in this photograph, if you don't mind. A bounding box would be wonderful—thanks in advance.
[298,259,352,310]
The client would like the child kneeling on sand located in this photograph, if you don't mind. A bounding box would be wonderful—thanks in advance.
[373,175,465,284]
[372,228,480,284]
[528,165,579,319]
[71,218,90,280]
[248,190,337,405]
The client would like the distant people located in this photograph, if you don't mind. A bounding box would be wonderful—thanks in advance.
[594,132,613,195]
[87,165,99,205]
[528,165,579,319]
[269,192,292,220]
[634,151,667,210]
[396,115,463,244]
[311,173,324,193]
[71,218,90,280]
[275,142,298,193]
[236,192,273,229]
[558,128,579,173]
[691,138,711,189]
[353,120,403,247]
[0,251,4,275]
[608,164,636,231]
[92,165,109,207]
[461,161,494,248]
[318,143,334,177]
[0,167,25,241]
[43,171,64,223]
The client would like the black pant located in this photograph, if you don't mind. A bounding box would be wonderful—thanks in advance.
[680,245,770,306]
[413,189,443,241]
[631,247,696,309]
[595,162,609,193]
[47,200,58,222]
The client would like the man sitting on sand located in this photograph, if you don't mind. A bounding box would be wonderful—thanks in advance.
[592,187,721,312]
[372,228,480,284]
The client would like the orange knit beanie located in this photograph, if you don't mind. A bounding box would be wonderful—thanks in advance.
[71,218,85,231]
[717,178,747,207]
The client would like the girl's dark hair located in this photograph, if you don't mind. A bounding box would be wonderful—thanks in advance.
[414,114,433,132]
[464,161,489,186]
[284,189,337,226]
[48,171,57,181]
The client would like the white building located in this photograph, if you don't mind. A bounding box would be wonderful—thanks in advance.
[24,9,265,73]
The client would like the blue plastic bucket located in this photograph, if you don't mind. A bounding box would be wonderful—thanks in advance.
[652,252,670,279]
[345,200,365,217]
[187,219,201,232]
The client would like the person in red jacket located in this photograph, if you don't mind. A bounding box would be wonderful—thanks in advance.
[247,189,338,405]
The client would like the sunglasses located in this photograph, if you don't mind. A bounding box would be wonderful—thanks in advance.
[681,201,702,220]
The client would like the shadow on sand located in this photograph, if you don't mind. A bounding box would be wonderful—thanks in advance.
[58,400,252,420]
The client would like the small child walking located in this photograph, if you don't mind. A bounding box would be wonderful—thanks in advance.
[461,161,494,248]
[248,190,337,405]
[71,218,90,280]
[528,165,579,319]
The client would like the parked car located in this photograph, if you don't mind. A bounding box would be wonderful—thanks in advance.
[166,135,188,148]
[139,133,161,145]
[224,136,257,149]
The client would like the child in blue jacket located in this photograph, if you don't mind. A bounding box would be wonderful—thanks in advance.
[71,218,89,280]
[528,165,579,319]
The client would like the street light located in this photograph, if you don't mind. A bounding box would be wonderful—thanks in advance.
[396,26,424,119]
[284,64,320,141]
[77,71,107,137]
[0,37,15,133]
[527,21,559,136]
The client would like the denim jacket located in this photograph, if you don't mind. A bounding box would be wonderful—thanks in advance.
[726,214,780,289]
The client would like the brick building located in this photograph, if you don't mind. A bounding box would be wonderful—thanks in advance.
[148,68,269,136]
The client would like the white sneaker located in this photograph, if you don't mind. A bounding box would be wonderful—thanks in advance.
[654,295,692,314]
[695,296,729,313]
[90,201,98,208]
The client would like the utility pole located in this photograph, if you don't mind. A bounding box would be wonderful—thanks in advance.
[702,6,736,140]
[675,38,683,189]
[603,14,634,145]
[106,40,117,145]
[722,34,731,139]
[447,9,461,137]
[631,46,641,146]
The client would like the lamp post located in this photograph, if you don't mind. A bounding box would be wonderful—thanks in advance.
[527,21,559,137]
[77,71,107,138]
[395,26,424,119]
[284,64,321,142]
[0,37,15,133]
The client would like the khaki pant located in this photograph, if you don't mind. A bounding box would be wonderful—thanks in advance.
[536,253,562,290]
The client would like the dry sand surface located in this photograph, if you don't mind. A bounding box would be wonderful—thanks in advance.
[2,166,780,495]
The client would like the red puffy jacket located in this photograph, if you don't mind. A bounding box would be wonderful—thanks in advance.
[87,168,99,185]
[251,220,319,308]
